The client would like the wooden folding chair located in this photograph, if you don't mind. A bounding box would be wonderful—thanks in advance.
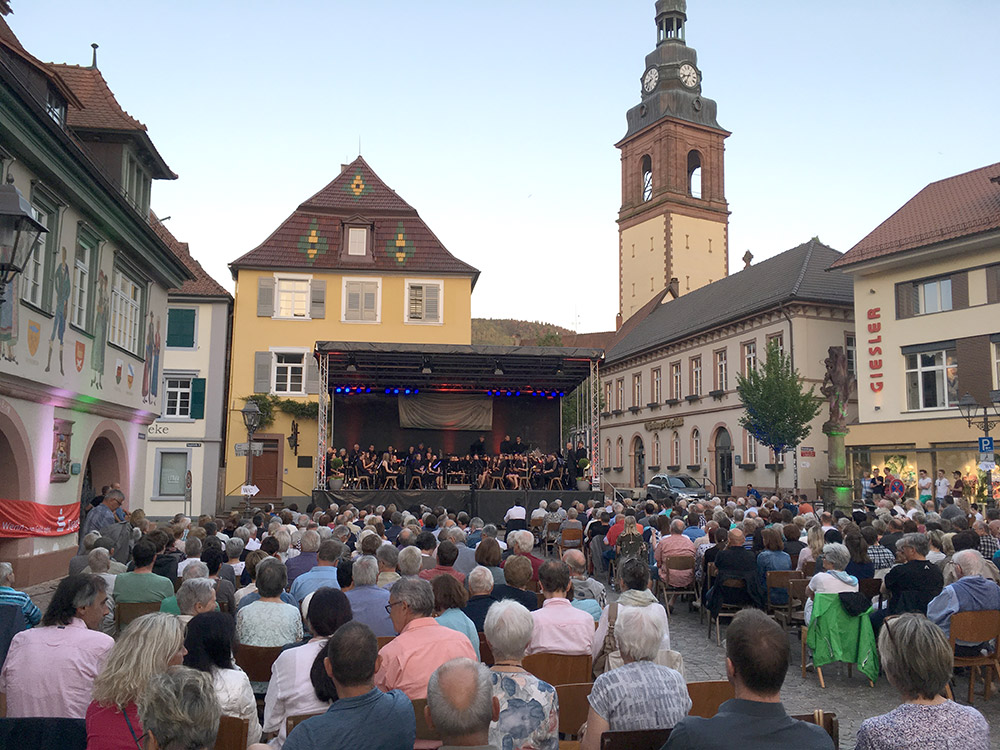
[686,679,735,718]
[547,476,562,490]
[558,528,584,556]
[411,698,440,741]
[114,601,161,632]
[479,633,494,666]
[790,711,840,749]
[778,576,809,635]
[215,716,249,750]
[544,522,561,555]
[708,578,747,645]
[858,578,882,609]
[377,635,395,650]
[233,644,283,685]
[802,560,816,577]
[766,569,803,617]
[530,516,545,543]
[659,556,697,610]
[599,728,672,750]
[946,609,1000,705]
[700,563,717,625]
[555,682,592,741]
[286,712,324,737]
[522,652,592,686]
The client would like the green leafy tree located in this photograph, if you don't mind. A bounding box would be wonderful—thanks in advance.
[735,340,820,493]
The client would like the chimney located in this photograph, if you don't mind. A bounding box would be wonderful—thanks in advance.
[90,43,99,68]
[667,277,679,299]
[742,250,753,270]
[615,312,623,331]
[340,164,350,174]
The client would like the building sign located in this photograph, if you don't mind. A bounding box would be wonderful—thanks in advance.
[0,498,80,538]
[645,417,684,431]
[866,307,884,392]
[800,446,815,457]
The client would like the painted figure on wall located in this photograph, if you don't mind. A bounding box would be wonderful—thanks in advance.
[44,246,72,375]
[50,418,72,483]
[90,271,108,389]
[142,311,153,401]
[149,316,161,401]
[0,274,17,363]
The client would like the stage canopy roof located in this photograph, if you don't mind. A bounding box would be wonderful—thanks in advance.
[314,341,603,395]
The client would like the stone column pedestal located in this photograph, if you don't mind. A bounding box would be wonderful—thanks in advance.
[821,425,853,512]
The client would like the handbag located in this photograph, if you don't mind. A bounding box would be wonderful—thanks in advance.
[592,602,618,678]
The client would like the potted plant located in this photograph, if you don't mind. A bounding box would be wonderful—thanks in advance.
[329,457,345,490]
[576,457,591,491]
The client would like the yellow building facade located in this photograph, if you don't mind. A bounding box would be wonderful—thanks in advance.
[224,157,478,508]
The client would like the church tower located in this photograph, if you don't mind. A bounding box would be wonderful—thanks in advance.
[617,0,730,322]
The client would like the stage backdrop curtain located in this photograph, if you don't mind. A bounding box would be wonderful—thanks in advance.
[398,393,493,431]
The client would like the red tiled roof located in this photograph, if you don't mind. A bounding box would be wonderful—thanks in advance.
[231,157,479,280]
[0,17,81,107]
[47,63,145,131]
[151,214,231,299]
[832,162,1000,269]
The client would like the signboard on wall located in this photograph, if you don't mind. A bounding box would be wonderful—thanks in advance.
[0,499,80,538]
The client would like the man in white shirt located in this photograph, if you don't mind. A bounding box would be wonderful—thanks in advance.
[935,469,950,501]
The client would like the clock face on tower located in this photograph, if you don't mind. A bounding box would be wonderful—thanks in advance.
[679,63,699,88]
[643,67,659,93]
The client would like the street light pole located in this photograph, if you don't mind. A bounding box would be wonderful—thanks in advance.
[957,391,1000,507]
[240,401,262,518]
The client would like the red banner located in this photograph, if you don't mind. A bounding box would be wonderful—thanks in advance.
[0,498,81,538]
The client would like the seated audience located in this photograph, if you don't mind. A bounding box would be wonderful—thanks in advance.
[855,613,989,750]
[445,528,478,578]
[160,561,211,614]
[81,537,128,575]
[706,528,761,613]
[202,547,237,614]
[396,545,424,581]
[86,613,186,749]
[0,562,41,628]
[418,540,467,584]
[943,530,1000,585]
[796,526,826,572]
[344,554,393,637]
[873,532,944,630]
[581,605,690,749]
[592,557,671,677]
[184,611,261,745]
[178,537,204,577]
[805,543,858,624]
[432,574,480,659]
[138,667,222,750]
[463,566,497,632]
[425,658,500,749]
[526,560,594,656]
[475,537,507,586]
[503,530,544,581]
[0,574,112,718]
[655,520,696,605]
[665,609,835,749]
[285,530,321,585]
[484,600,558,750]
[927,549,1000,653]
[114,538,175,604]
[146,529,182,581]
[177,578,219,625]
[69,531,102,575]
[862,526,895,571]
[564,549,606,607]
[279,622,415,750]
[289,540,344,603]
[757,527,792,604]
[376,544,401,589]
[374,578,476,699]
[226,537,246,578]
[236,558,304,649]
[845,532,875,580]
[264,588,351,748]
[783,524,806,557]
[557,508,584,547]
[492,554,538,611]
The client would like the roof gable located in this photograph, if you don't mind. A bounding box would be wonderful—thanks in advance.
[606,239,853,363]
[300,156,417,214]
[832,162,1000,269]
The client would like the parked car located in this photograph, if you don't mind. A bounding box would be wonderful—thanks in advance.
[645,474,709,503]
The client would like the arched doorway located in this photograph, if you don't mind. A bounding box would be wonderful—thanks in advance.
[714,428,733,496]
[0,430,20,500]
[79,424,128,528]
[0,403,33,502]
[632,436,645,488]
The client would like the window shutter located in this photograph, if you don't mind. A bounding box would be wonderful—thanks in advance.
[166,308,196,347]
[362,282,377,321]
[895,282,916,319]
[408,284,423,320]
[987,265,1000,304]
[310,280,326,319]
[190,378,206,419]
[257,277,275,317]
[253,351,272,393]
[305,355,320,394]
[425,284,440,322]
[950,271,969,310]
[345,281,361,319]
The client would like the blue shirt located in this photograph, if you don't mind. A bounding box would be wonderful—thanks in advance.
[435,608,480,659]
[682,527,703,543]
[572,598,603,621]
[289,565,341,603]
[283,688,415,750]
[345,585,394,637]
[0,586,41,628]
[80,504,116,541]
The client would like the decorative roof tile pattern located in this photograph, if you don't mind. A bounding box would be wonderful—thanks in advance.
[606,239,852,364]
[151,214,231,299]
[831,162,1000,269]
[47,63,145,132]
[231,157,479,279]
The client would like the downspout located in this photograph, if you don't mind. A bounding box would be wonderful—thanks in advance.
[779,304,799,497]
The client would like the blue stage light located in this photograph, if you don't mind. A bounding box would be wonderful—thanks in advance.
[559,391,565,397]
[516,390,521,396]
[393,388,400,395]
[414,389,419,394]
[335,387,342,393]
[505,391,512,397]
[404,388,411,395]
[366,387,372,393]
[385,388,391,394]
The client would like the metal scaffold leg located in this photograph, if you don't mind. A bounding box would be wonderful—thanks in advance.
[315,352,329,490]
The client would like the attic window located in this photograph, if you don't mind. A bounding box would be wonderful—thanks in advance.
[348,227,368,256]
[45,88,66,126]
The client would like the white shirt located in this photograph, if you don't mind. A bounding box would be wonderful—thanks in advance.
[213,666,262,745]
[263,640,331,748]
[935,477,950,498]
[918,476,932,495]
[505,506,527,522]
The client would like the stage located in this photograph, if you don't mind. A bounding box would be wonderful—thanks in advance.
[311,488,606,527]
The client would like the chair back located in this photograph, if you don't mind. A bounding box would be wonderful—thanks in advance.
[215,715,250,750]
[788,577,810,605]
[528,579,541,593]
[411,698,440,741]
[530,517,544,530]
[377,635,395,650]
[858,578,881,601]
[233,644,283,683]
[546,521,561,535]
[0,717,87,750]
[949,609,1000,653]
[173,578,183,593]
[522,652,592,686]
[686,679,735,718]
[790,711,839,749]
[536,592,546,609]
[664,556,695,571]
[115,601,161,631]
[286,712,324,737]
[802,560,816,577]
[555,682,592,738]
[766,570,801,604]
[218,599,229,613]
[479,632,495,666]
[560,528,584,547]
[600,727,672,750]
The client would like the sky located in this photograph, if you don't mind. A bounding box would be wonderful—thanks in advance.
[8,1,1000,333]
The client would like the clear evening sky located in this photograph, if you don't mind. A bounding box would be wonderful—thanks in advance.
[10,1,999,333]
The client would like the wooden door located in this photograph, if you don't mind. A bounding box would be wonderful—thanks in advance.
[251,439,280,497]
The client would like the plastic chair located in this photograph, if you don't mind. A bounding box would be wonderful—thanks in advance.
[522,652,592,686]
[215,715,249,750]
[946,609,1000,704]
[233,644,284,684]
[599,727,672,750]
[686,679,735,718]
[555,682,592,739]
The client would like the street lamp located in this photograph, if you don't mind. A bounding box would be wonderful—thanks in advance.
[957,392,1000,436]
[0,176,48,303]
[240,401,262,516]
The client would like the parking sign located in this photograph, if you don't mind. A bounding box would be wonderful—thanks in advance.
[980,437,994,453]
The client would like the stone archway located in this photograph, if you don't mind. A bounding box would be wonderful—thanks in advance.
[78,421,130,512]
[0,400,34,501]
[631,435,646,488]
[713,427,734,496]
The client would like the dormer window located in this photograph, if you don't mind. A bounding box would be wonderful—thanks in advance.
[45,87,66,126]
[123,152,151,216]
[348,227,367,256]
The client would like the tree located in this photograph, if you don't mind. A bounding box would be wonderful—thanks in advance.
[735,340,820,494]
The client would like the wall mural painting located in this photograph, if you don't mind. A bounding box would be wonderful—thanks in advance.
[45,247,71,376]
[51,417,73,483]
[90,270,108,389]
[0,275,17,363]
[141,312,160,405]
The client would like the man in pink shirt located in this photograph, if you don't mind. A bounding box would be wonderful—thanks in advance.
[374,577,476,699]
[526,560,595,656]
[655,518,696,588]
[0,574,113,718]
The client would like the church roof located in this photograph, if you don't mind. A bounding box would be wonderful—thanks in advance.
[606,239,853,364]
[831,162,1000,270]
[230,157,479,283]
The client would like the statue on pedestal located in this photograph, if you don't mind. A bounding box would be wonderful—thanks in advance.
[821,346,855,435]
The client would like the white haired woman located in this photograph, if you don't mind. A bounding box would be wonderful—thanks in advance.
[856,613,989,749]
[580,605,690,750]
[483,600,558,750]
[804,542,858,625]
